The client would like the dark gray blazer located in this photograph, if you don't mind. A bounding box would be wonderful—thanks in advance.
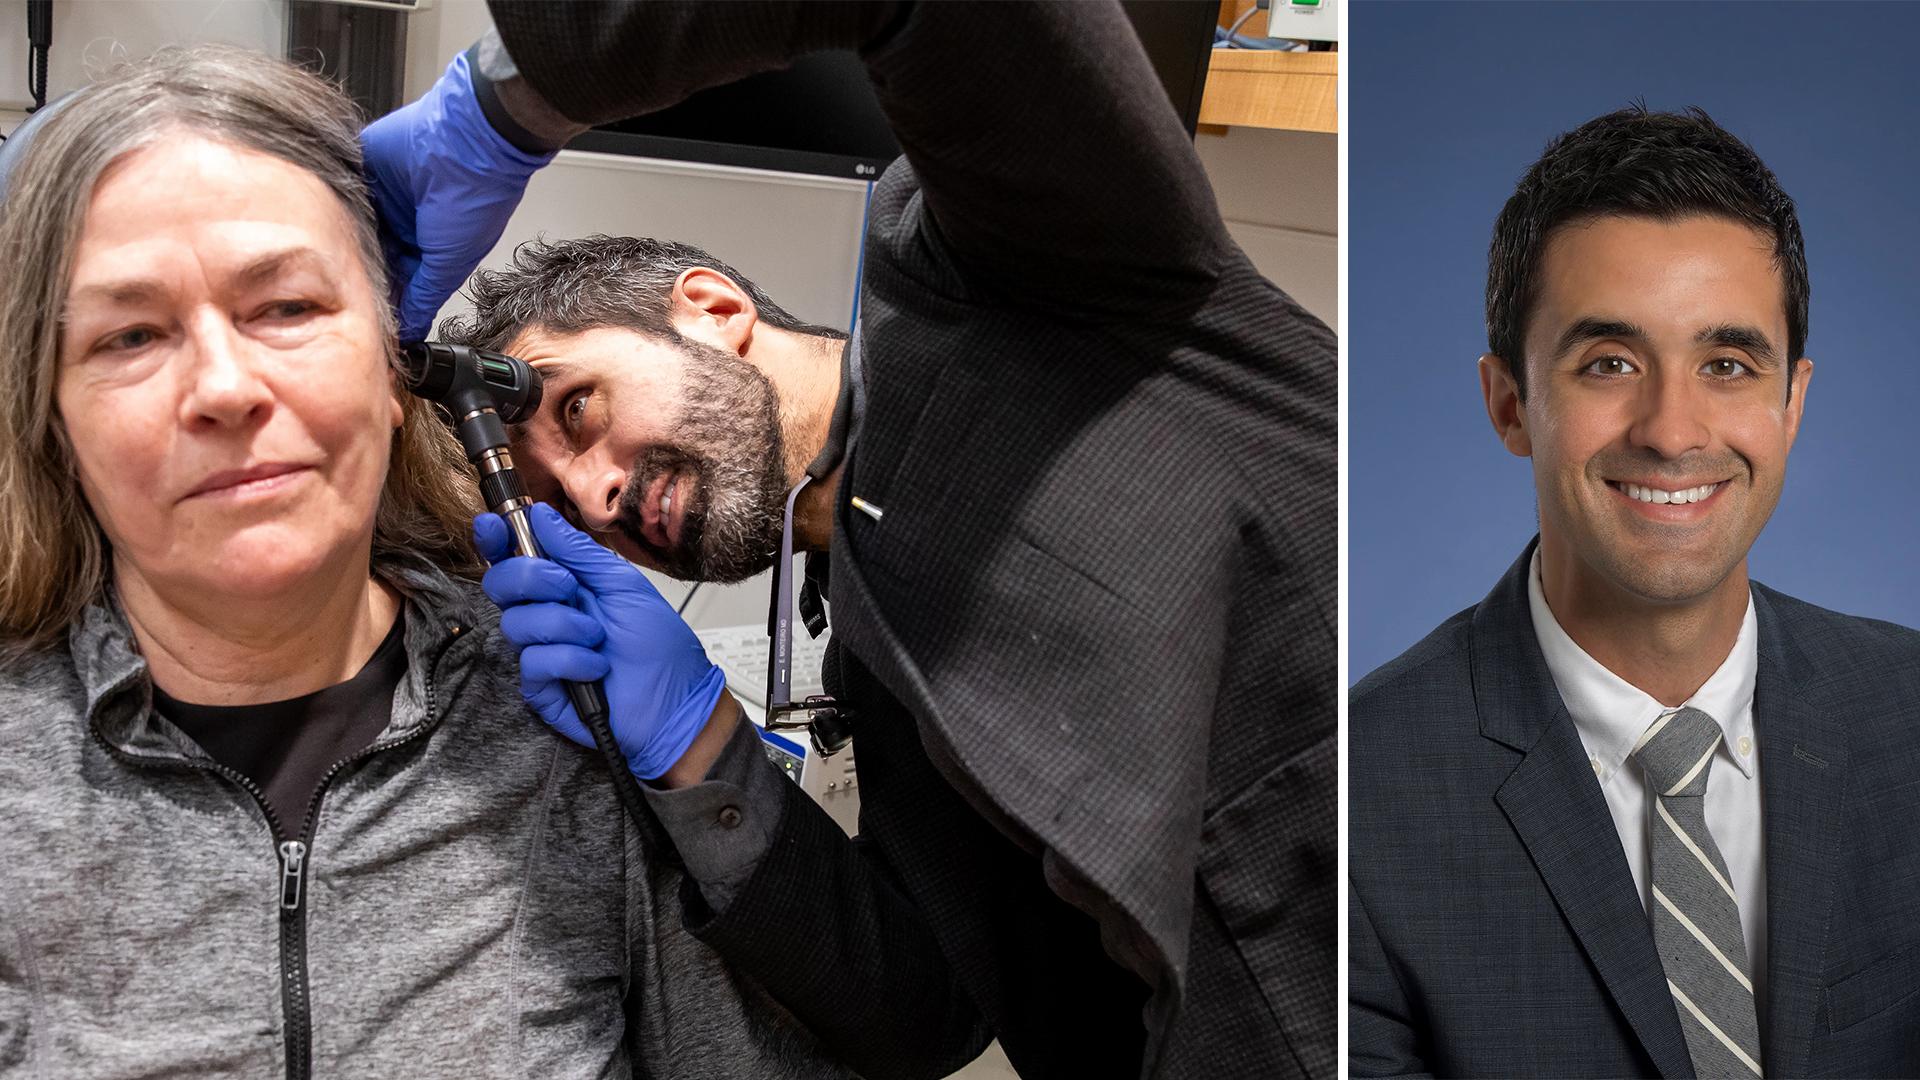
[1350,542,1920,1078]
[488,5,1336,1079]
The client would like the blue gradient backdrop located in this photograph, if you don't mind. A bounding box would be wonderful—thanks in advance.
[1351,1,1920,682]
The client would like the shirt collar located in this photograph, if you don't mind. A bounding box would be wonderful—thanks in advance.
[74,555,486,760]
[1527,549,1759,783]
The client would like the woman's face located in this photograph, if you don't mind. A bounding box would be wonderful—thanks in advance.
[56,134,402,602]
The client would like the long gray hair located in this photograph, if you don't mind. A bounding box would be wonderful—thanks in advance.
[0,44,481,654]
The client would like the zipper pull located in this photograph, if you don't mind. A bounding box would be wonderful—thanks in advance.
[279,840,307,912]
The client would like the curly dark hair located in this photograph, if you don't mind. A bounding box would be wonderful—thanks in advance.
[438,234,846,352]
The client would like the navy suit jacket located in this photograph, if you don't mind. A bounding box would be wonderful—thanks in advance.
[1349,541,1920,1077]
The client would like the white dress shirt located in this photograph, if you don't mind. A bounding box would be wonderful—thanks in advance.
[1527,550,1767,1009]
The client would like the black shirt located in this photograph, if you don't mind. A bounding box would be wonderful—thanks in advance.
[157,613,408,842]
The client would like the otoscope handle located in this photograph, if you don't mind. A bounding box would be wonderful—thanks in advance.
[493,472,644,818]
[566,681,612,731]
[403,341,650,816]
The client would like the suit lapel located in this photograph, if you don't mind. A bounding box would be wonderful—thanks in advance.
[1479,543,1694,1079]
[1752,587,1848,1079]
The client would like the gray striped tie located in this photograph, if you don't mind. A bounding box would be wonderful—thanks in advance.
[1633,706,1763,1078]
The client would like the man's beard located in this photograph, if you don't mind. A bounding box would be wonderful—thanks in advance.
[613,337,789,583]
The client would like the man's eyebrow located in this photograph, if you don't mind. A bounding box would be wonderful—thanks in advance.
[526,357,579,380]
[505,356,576,434]
[1696,323,1781,365]
[1551,317,1648,359]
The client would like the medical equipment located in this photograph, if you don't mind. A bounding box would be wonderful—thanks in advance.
[399,342,641,822]
[698,621,860,836]
[762,475,854,757]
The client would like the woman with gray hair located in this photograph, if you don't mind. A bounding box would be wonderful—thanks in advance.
[0,44,844,1080]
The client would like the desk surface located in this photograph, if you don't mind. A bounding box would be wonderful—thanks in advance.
[1200,50,1338,134]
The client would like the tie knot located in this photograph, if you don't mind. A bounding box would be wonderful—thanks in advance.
[1633,706,1722,797]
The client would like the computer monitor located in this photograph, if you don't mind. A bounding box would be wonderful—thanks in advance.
[569,1,1219,181]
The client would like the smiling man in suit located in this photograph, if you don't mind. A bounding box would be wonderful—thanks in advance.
[1349,106,1920,1078]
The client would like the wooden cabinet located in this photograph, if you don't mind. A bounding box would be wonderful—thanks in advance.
[1200,50,1337,133]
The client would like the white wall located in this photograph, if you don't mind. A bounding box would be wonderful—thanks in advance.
[0,0,476,110]
[0,0,284,111]
[1195,125,1338,327]
[401,0,489,102]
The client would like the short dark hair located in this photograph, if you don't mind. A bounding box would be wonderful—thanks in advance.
[1486,105,1807,400]
[438,234,846,353]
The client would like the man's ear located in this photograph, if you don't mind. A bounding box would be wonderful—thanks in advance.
[1782,356,1814,448]
[1479,353,1532,457]
[672,267,758,354]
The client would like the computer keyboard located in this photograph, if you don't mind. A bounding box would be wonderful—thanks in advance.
[697,621,857,835]
[696,622,829,720]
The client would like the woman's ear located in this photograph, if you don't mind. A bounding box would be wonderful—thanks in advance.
[386,340,409,429]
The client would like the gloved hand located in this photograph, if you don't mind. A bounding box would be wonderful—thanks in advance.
[361,51,553,341]
[476,504,728,781]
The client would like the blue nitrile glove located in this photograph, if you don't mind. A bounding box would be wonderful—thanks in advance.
[361,51,553,341]
[476,504,728,781]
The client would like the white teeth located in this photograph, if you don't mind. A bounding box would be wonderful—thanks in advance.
[661,494,671,516]
[1621,482,1719,505]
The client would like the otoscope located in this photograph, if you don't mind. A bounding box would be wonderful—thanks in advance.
[400,341,648,823]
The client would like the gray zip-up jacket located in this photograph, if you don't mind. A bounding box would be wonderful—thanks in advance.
[0,558,848,1080]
